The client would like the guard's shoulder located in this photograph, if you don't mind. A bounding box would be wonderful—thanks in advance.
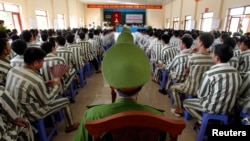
[143,105,165,113]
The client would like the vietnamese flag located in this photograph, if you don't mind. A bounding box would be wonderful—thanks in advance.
[112,12,122,25]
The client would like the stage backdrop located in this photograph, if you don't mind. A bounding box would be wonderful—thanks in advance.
[103,9,146,25]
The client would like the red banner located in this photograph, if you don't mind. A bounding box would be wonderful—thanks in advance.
[112,12,122,25]
[87,4,162,9]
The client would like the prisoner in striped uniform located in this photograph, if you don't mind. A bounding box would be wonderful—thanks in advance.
[170,32,215,117]
[152,34,172,81]
[0,86,34,141]
[66,34,85,70]
[239,39,250,73]
[41,42,76,93]
[5,47,79,133]
[0,39,11,86]
[78,39,100,72]
[183,44,242,122]
[159,36,193,94]
[10,40,27,67]
[223,37,239,69]
[237,71,250,115]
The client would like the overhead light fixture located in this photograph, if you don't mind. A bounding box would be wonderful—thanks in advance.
[106,0,139,5]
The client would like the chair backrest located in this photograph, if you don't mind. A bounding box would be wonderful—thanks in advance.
[85,111,186,141]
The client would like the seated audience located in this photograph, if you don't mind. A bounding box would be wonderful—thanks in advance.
[5,47,79,133]
[0,85,34,141]
[183,44,242,123]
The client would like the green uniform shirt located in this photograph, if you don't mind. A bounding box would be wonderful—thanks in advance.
[74,98,164,141]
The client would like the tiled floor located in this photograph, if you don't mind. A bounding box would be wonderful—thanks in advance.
[51,71,197,141]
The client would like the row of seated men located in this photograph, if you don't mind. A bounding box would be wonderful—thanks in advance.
[0,28,115,140]
[134,29,250,124]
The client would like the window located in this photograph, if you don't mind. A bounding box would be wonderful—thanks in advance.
[3,3,19,12]
[226,6,250,34]
[200,12,213,32]
[184,16,192,31]
[173,17,179,30]
[166,19,170,29]
[35,10,49,29]
[0,2,22,33]
[57,14,65,29]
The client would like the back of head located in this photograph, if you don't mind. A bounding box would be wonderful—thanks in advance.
[24,47,46,64]
[0,38,7,55]
[161,34,170,44]
[41,32,49,42]
[199,32,214,48]
[214,44,233,63]
[41,42,54,54]
[223,37,236,49]
[55,35,66,46]
[21,30,32,42]
[243,38,250,49]
[181,36,193,49]
[79,32,85,40]
[88,32,94,39]
[102,43,150,92]
[66,34,75,44]
[11,39,27,55]
[0,31,7,39]
[11,34,19,41]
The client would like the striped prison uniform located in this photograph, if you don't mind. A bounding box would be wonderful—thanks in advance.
[170,53,214,108]
[78,41,95,62]
[41,53,75,92]
[56,46,76,68]
[5,67,75,127]
[229,56,239,70]
[10,55,24,67]
[239,49,250,73]
[93,35,105,56]
[233,47,241,59]
[0,58,11,86]
[165,49,191,89]
[149,43,163,73]
[237,71,250,114]
[0,86,34,141]
[154,45,178,82]
[88,39,98,59]
[67,44,85,70]
[183,63,242,121]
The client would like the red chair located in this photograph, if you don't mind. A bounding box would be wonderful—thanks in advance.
[85,111,186,141]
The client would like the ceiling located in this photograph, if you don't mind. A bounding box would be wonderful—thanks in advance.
[79,0,172,5]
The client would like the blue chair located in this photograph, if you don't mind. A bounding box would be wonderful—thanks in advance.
[196,113,228,141]
[68,79,78,103]
[183,95,196,121]
[32,114,57,141]
[76,69,86,88]
[84,62,92,78]
[158,70,169,89]
[240,112,250,125]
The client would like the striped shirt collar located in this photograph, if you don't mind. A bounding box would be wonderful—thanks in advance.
[46,53,57,57]
[180,49,191,54]
[211,63,230,69]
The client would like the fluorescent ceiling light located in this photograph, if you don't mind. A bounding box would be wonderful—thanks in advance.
[106,0,139,5]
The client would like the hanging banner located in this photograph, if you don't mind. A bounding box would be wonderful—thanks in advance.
[87,4,162,9]
[111,12,121,25]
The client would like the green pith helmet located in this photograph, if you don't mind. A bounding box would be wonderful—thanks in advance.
[116,32,134,43]
[102,43,150,89]
[121,27,131,33]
